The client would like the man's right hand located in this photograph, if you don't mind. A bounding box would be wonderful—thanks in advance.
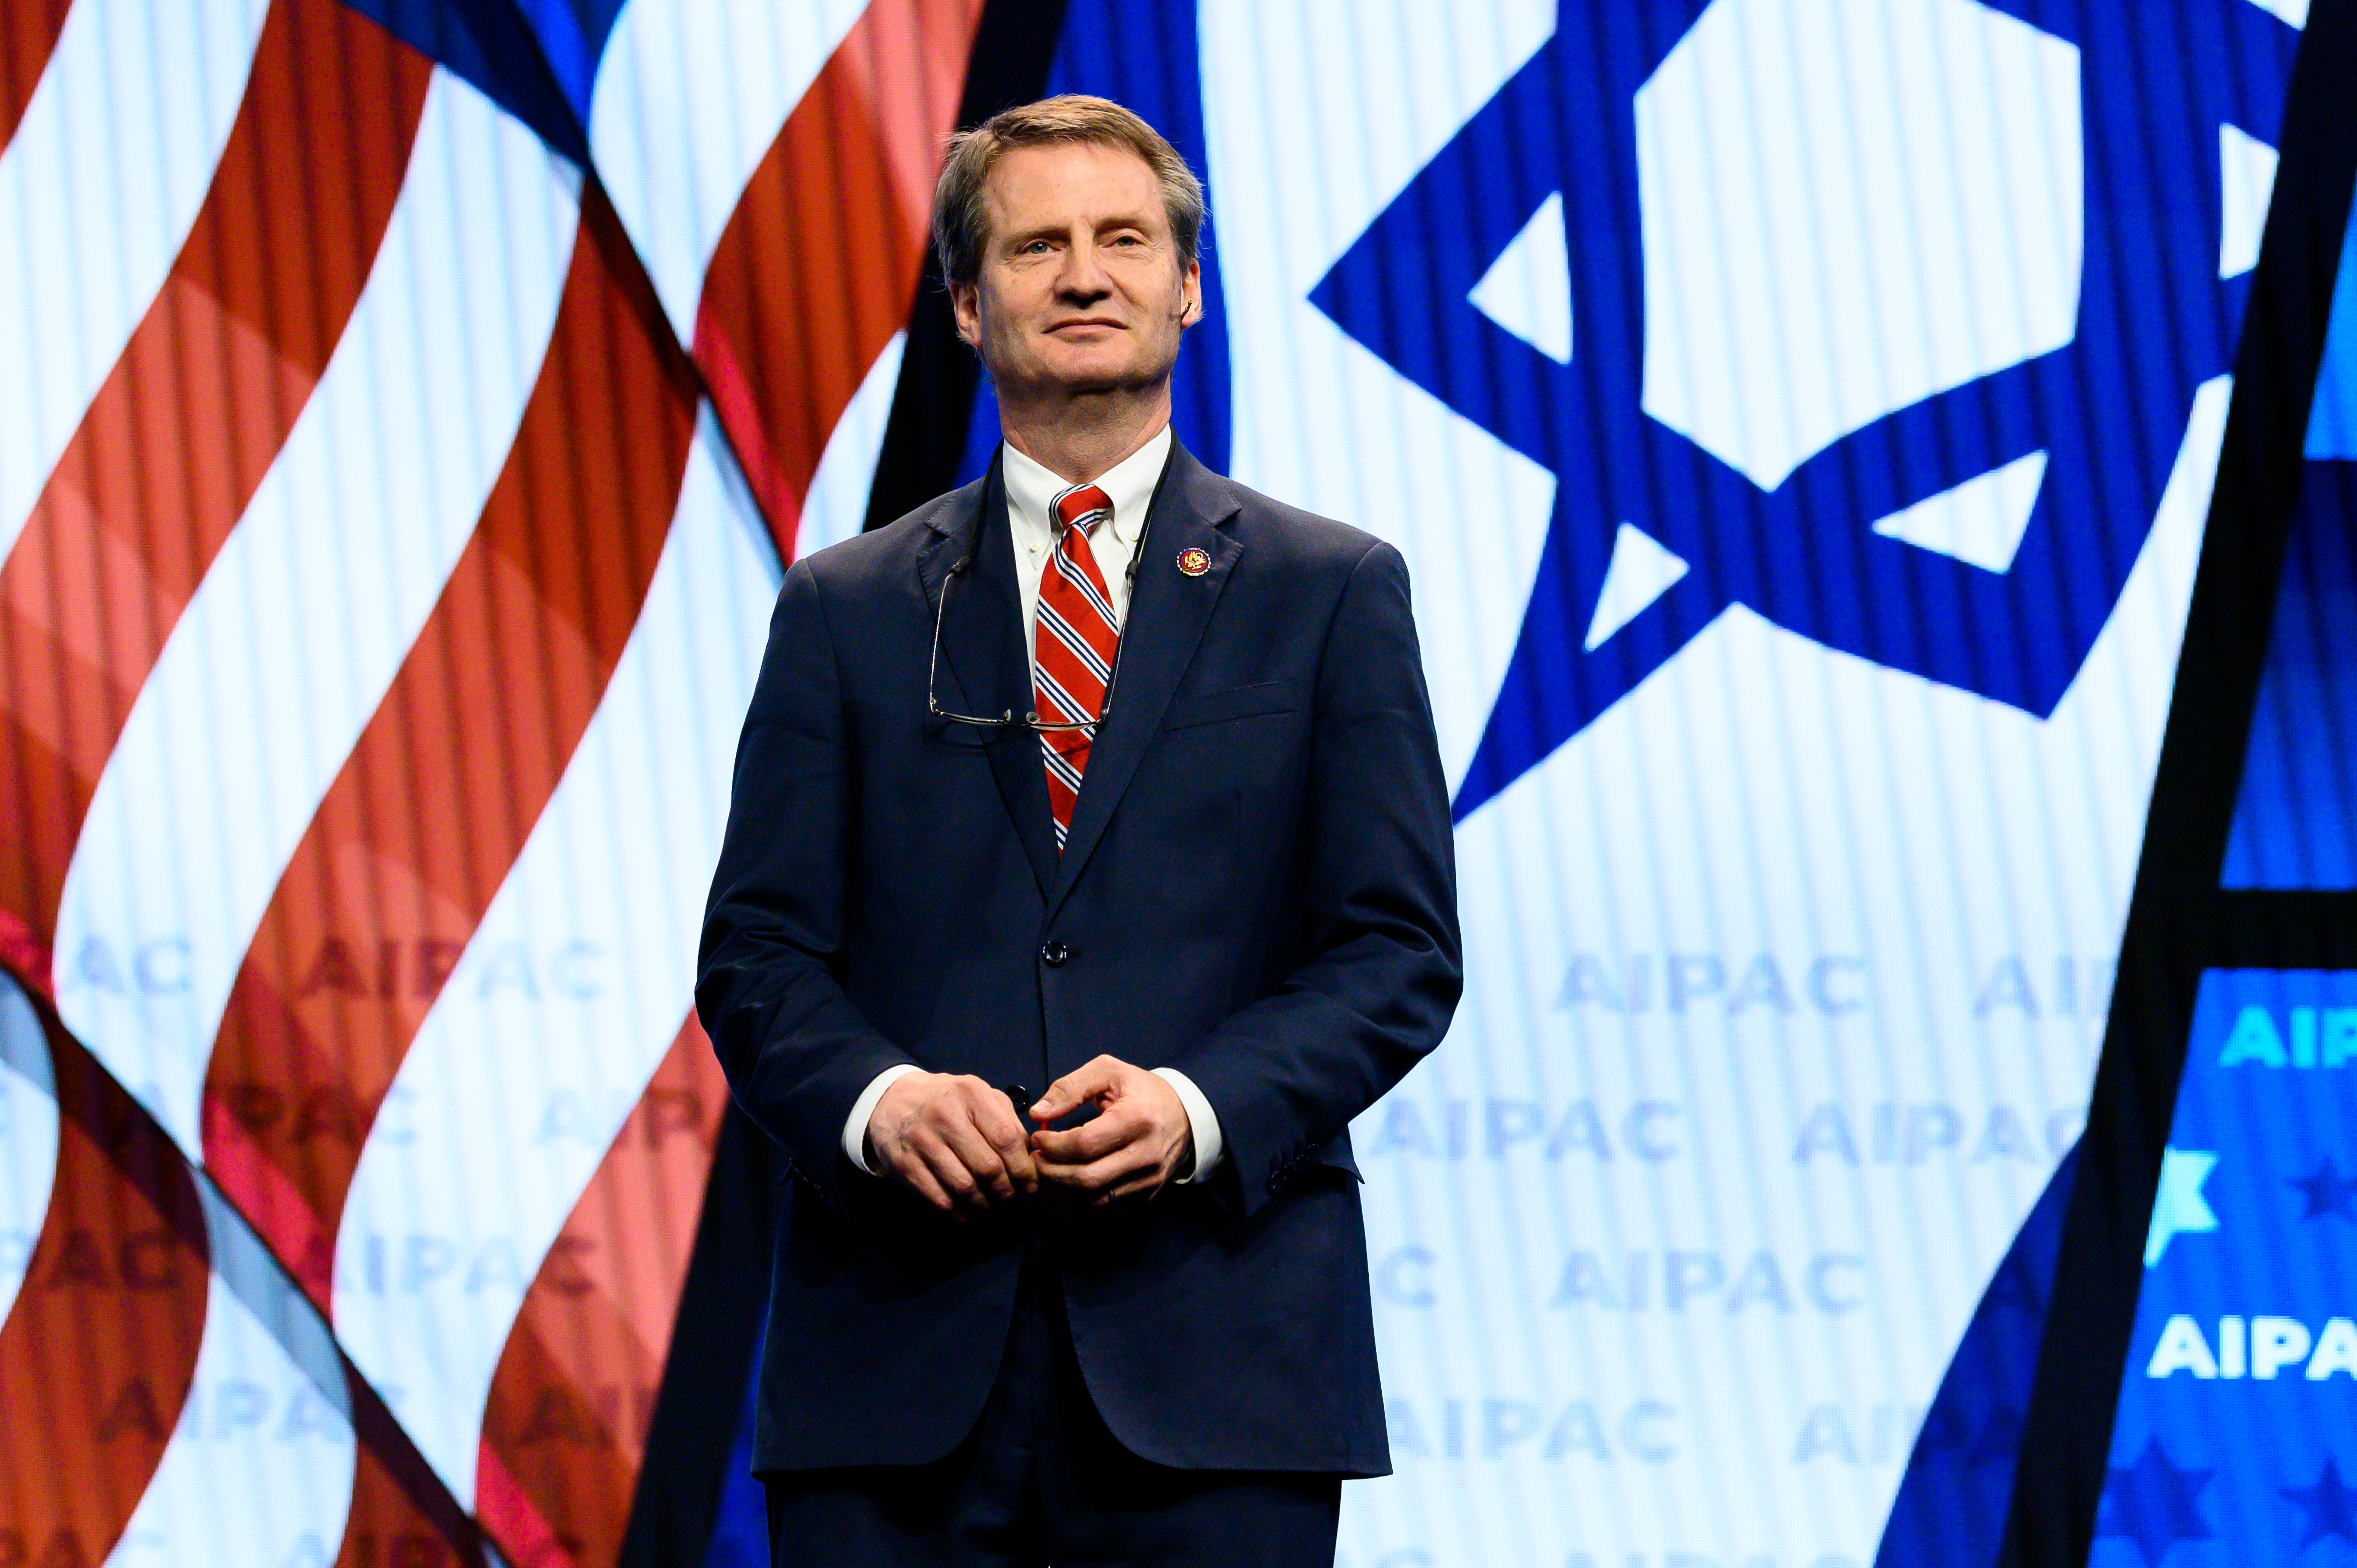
[865,1072,1038,1217]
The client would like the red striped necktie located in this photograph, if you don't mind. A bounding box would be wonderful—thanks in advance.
[1034,483,1120,850]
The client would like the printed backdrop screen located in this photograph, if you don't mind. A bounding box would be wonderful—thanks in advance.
[0,1,2342,1566]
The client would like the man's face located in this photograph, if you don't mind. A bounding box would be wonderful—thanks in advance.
[952,141,1201,401]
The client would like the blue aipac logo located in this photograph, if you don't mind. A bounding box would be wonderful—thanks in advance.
[1312,0,2301,817]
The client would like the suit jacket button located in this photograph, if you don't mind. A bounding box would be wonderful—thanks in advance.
[1040,941,1071,968]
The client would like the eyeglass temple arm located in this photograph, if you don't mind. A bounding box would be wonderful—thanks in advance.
[925,556,969,717]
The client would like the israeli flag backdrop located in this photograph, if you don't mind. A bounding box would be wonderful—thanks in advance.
[961,2,2311,1560]
[0,1,2351,1565]
[1207,4,2285,1565]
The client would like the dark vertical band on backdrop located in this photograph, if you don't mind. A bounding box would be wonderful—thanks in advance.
[1995,3,2357,1564]
[615,1105,784,1568]
[863,0,1073,532]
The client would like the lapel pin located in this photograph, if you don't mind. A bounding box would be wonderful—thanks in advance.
[1176,546,1211,577]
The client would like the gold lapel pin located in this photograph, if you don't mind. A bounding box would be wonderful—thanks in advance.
[1176,546,1211,577]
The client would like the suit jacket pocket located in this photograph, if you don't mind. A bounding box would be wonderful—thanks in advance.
[1161,679,1301,731]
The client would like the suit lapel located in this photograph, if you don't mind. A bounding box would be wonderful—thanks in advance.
[919,458,1058,899]
[1049,444,1243,910]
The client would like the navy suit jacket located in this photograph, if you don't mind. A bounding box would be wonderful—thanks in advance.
[697,441,1460,1477]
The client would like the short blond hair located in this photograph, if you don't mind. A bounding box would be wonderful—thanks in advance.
[931,95,1204,286]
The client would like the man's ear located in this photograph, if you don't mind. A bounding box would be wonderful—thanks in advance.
[949,278,981,347]
[1178,258,1204,328]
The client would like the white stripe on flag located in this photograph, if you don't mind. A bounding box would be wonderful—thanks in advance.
[796,330,907,563]
[0,0,270,569]
[52,69,582,1156]
[0,974,58,1331]
[333,420,778,1503]
[103,1182,357,1568]
[586,0,873,343]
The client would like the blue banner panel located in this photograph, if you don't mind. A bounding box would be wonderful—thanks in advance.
[2225,206,2357,888]
[2309,199,2357,465]
[2220,462,2357,888]
[2096,970,2357,1566]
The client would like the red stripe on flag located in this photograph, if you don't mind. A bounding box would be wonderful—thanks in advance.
[0,997,210,1561]
[476,1016,726,1568]
[0,0,72,152]
[0,0,433,978]
[694,0,986,557]
[199,191,701,1311]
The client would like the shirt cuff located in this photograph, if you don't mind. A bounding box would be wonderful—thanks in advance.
[843,1064,923,1175]
[1152,1067,1224,1183]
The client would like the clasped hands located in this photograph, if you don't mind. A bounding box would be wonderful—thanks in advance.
[865,1055,1193,1218]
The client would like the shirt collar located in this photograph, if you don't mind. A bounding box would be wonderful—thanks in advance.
[1000,424,1173,547]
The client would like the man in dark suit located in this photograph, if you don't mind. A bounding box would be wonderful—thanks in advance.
[698,94,1460,1566]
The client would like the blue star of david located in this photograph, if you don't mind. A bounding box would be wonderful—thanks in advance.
[1312,0,2302,818]
[2101,1439,2216,1566]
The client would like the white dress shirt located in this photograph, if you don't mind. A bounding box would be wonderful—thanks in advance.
[842,426,1226,1182]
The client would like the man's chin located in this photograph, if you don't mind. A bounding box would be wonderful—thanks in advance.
[1039,339,1134,371]
[993,343,1179,402]
[1033,366,1159,399]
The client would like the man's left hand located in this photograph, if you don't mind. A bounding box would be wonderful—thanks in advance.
[1029,1055,1194,1205]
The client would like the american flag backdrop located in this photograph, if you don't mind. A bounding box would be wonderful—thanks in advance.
[0,0,983,1560]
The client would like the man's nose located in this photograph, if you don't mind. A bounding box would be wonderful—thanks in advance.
[1054,237,1113,299]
